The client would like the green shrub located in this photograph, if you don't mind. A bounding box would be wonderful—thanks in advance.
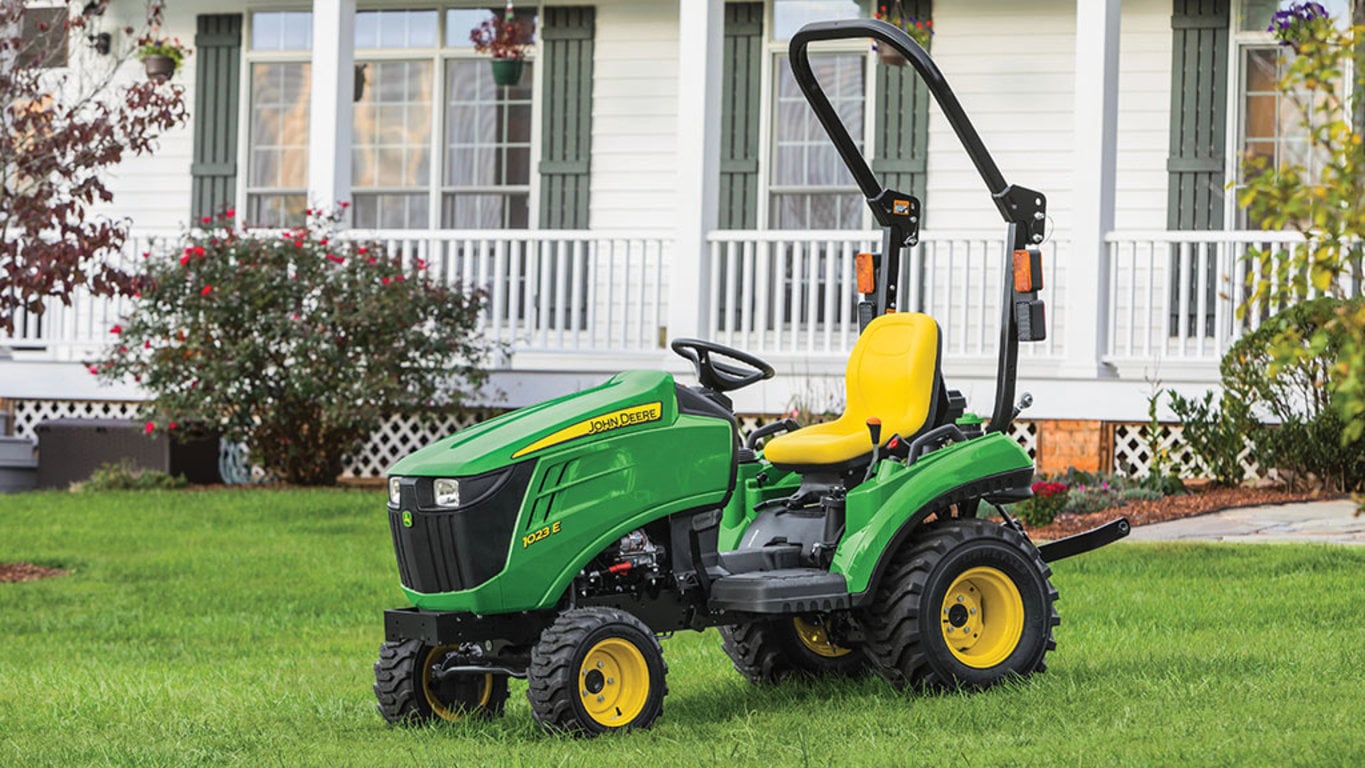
[96,209,492,486]
[1221,297,1365,492]
[1119,487,1163,503]
[1166,390,1253,487]
[76,460,187,492]
[1062,487,1119,515]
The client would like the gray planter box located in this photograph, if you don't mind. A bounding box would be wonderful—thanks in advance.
[35,419,221,489]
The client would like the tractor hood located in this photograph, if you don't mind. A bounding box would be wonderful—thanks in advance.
[388,370,681,477]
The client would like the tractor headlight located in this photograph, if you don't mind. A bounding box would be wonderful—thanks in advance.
[432,478,461,508]
[388,476,401,505]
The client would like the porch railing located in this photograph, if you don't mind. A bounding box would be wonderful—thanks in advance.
[1104,230,1363,365]
[706,230,1068,360]
[353,230,669,353]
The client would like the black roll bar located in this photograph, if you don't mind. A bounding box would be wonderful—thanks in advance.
[788,18,1048,434]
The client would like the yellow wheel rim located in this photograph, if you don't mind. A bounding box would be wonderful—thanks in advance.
[940,566,1025,669]
[579,638,650,727]
[421,646,494,721]
[792,616,853,658]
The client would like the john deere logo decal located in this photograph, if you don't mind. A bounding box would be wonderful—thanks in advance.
[512,401,663,459]
[401,510,413,528]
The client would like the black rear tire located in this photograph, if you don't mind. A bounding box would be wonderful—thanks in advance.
[526,607,668,736]
[373,639,509,725]
[719,615,866,684]
[859,518,1058,690]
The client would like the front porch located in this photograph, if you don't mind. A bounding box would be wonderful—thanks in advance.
[2,226,1344,423]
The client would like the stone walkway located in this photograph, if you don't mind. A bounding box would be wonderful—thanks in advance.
[1126,499,1365,545]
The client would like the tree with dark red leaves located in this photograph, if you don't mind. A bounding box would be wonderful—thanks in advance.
[0,1,188,335]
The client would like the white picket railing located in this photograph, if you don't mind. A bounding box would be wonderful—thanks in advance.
[706,230,1068,360]
[352,230,670,353]
[1104,230,1363,364]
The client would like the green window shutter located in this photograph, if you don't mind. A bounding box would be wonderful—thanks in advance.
[1167,0,1229,230]
[190,14,242,221]
[872,0,931,209]
[719,2,763,230]
[539,7,595,230]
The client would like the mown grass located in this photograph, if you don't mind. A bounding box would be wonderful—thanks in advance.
[2,488,1363,767]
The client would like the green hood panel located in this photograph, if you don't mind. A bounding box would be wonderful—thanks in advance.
[389,370,680,478]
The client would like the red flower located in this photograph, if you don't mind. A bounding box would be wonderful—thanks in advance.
[144,340,151,349]
[201,216,211,224]
[367,257,377,264]
[110,324,123,334]
[339,201,350,209]
[319,238,329,246]
[87,364,99,375]
[381,276,390,286]
[416,258,428,270]
[168,421,178,431]
[180,253,190,266]
[326,254,344,264]
[294,240,304,248]
[192,246,206,257]
[142,251,150,259]
[357,246,368,255]
[201,285,213,296]
[225,208,236,217]
[144,421,155,435]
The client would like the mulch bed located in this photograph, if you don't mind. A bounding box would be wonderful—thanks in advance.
[0,562,69,583]
[1024,485,1337,541]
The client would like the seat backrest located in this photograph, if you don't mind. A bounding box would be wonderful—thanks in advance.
[844,312,941,440]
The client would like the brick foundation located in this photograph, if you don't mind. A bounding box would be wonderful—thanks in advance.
[1035,419,1105,475]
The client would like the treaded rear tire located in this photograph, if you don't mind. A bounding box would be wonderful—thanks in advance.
[374,639,509,725]
[526,607,668,736]
[719,616,866,684]
[859,517,1059,691]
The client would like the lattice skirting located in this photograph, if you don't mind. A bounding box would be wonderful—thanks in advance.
[7,399,1042,481]
[1111,422,1266,480]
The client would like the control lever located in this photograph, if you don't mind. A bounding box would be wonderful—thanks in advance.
[862,417,882,483]
[1011,392,1033,421]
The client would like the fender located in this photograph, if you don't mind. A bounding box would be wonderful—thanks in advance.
[830,431,1032,598]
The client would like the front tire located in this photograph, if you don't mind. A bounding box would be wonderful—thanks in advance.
[719,614,866,684]
[526,607,668,736]
[860,518,1058,690]
[373,639,509,724]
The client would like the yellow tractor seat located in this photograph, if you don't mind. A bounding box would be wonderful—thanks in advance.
[764,312,945,472]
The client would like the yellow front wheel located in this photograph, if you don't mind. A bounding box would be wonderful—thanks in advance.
[528,607,667,736]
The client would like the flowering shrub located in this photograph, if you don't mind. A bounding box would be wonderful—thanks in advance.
[94,209,492,486]
[1016,481,1069,528]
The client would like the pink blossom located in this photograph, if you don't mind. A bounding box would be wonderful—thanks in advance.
[144,421,155,435]
[201,285,213,296]
[110,325,122,334]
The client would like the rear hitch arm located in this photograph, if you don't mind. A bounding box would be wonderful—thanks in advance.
[1037,518,1131,563]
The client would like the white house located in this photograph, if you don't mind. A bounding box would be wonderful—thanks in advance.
[1,0,1353,478]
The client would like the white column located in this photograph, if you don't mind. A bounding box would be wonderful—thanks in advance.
[670,0,724,342]
[1064,0,1120,377]
[307,0,356,214]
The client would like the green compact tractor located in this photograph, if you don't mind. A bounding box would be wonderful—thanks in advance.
[374,19,1129,736]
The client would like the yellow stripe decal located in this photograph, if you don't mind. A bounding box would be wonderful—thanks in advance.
[511,401,663,459]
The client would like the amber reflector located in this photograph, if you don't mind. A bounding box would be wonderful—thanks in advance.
[1012,249,1036,293]
[856,252,875,294]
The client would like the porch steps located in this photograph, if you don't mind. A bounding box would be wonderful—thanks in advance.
[0,411,37,493]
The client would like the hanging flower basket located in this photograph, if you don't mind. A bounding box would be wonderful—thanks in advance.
[142,54,177,82]
[471,2,535,86]
[872,1,932,65]
[490,58,525,87]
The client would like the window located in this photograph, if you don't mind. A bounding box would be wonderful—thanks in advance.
[770,53,865,230]
[443,59,534,228]
[246,12,312,227]
[20,6,68,69]
[348,7,538,230]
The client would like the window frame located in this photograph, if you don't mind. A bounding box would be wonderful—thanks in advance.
[236,4,544,230]
[759,1,878,232]
[239,8,314,227]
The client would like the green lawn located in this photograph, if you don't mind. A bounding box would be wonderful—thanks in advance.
[2,489,1363,767]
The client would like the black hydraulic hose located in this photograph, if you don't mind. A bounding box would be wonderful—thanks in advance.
[788,19,1009,202]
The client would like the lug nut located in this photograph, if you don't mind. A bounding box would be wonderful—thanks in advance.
[607,678,615,685]
[597,661,604,668]
[597,695,604,702]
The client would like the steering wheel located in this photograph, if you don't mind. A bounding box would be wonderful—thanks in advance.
[670,338,776,394]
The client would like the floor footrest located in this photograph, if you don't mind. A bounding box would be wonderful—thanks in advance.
[716,544,803,574]
[708,568,850,614]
